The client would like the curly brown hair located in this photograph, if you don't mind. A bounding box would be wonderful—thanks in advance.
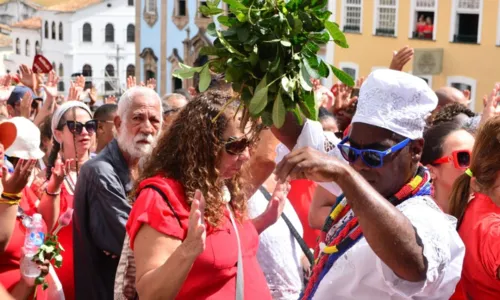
[134,89,249,227]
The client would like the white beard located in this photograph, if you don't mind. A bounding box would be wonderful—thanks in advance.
[117,129,156,159]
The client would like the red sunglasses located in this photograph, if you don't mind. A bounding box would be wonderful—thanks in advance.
[432,150,471,169]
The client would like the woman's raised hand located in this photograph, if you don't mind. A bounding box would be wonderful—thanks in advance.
[184,190,207,258]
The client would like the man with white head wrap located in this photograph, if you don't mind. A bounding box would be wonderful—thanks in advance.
[274,69,464,299]
[73,86,162,300]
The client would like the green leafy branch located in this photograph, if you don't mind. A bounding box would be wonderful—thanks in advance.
[32,234,64,290]
[173,0,354,128]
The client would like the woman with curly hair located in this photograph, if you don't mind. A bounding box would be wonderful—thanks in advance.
[126,90,286,299]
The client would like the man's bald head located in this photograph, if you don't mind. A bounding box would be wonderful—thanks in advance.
[435,86,470,108]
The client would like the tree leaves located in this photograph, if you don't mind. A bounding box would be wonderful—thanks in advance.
[199,65,211,92]
[325,21,349,48]
[177,0,351,128]
[330,65,355,87]
[173,63,204,79]
[299,62,313,91]
[216,30,246,57]
[223,0,247,10]
[272,92,286,128]
[249,76,268,116]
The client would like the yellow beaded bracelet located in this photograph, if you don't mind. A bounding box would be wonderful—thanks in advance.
[0,198,21,205]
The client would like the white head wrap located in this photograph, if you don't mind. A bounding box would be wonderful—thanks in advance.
[51,101,92,143]
[351,69,438,139]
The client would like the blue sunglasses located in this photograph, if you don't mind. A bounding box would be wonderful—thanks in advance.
[337,137,411,168]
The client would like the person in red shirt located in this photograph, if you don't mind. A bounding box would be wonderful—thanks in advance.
[423,17,434,39]
[287,180,319,248]
[128,90,284,299]
[416,15,426,38]
[0,120,48,299]
[449,115,500,300]
[34,101,95,300]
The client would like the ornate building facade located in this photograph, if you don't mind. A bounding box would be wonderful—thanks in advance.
[136,0,215,96]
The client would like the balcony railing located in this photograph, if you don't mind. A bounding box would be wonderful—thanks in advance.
[453,34,478,44]
[412,31,433,40]
[375,28,395,37]
[343,25,360,33]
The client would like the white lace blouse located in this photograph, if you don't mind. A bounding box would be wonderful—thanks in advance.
[248,190,304,300]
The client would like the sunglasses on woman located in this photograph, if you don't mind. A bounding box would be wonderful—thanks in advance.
[337,137,411,168]
[223,136,251,156]
[432,150,471,169]
[65,120,97,135]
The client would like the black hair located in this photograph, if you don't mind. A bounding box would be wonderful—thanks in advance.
[46,116,65,180]
[318,107,335,120]
[431,103,476,126]
[94,104,117,121]
[39,115,53,149]
[421,120,464,166]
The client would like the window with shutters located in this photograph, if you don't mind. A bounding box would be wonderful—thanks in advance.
[374,0,398,37]
[409,0,437,40]
[105,24,114,43]
[126,64,135,78]
[144,0,158,26]
[15,38,20,55]
[25,40,30,56]
[342,0,362,33]
[450,0,482,44]
[447,76,476,110]
[339,62,359,81]
[127,24,135,43]
[59,22,63,41]
[83,23,92,42]
[51,22,56,40]
[105,64,115,92]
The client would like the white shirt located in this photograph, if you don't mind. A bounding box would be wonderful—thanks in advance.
[285,120,465,299]
[248,190,304,300]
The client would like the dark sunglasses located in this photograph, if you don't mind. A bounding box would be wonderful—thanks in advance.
[432,150,471,169]
[223,136,251,155]
[65,120,97,135]
[337,137,411,168]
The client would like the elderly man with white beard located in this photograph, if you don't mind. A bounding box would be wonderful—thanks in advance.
[72,86,162,300]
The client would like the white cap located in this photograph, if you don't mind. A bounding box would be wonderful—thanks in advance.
[351,69,438,139]
[51,101,92,143]
[5,117,45,160]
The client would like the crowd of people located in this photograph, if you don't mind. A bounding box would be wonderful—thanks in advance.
[0,44,499,300]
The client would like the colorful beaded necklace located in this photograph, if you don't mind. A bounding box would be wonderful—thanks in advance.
[302,166,432,299]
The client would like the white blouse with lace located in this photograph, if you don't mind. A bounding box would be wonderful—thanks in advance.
[248,190,304,300]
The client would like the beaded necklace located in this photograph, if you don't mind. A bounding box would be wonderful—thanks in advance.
[302,166,432,300]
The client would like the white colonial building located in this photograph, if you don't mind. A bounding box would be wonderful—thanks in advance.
[3,16,41,73]
[0,0,40,26]
[6,0,136,96]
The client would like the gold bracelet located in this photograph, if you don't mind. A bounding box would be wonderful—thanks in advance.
[0,198,21,205]
[0,193,21,201]
[1,192,22,198]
